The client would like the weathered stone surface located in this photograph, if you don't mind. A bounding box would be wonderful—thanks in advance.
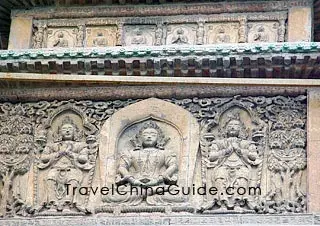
[11,0,313,19]
[308,88,320,213]
[0,80,308,102]
[0,214,318,225]
[288,7,312,42]
[8,17,33,50]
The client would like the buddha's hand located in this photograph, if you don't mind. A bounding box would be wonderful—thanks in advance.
[231,142,241,153]
[66,144,73,152]
[66,151,76,159]
[224,148,233,155]
[145,178,162,187]
[248,151,257,161]
[128,177,145,186]
[58,151,67,157]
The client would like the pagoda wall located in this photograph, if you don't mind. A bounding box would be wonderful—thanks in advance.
[7,0,313,50]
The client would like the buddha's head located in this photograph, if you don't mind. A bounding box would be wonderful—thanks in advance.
[58,116,79,141]
[60,123,75,141]
[225,119,241,137]
[134,121,169,149]
[177,28,184,35]
[134,28,143,36]
[141,127,158,148]
[217,27,225,34]
[57,32,64,38]
[223,112,247,138]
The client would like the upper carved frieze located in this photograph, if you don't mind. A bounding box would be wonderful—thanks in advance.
[31,11,288,48]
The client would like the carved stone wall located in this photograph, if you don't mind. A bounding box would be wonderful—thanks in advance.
[7,0,313,49]
[30,12,287,48]
[0,94,307,219]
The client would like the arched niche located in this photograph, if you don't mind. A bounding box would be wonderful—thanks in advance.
[34,104,98,214]
[200,98,267,213]
[99,98,200,199]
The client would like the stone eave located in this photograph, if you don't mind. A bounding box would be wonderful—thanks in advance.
[0,42,319,78]
[11,0,312,19]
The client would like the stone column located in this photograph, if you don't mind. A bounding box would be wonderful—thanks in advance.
[8,17,33,49]
[288,7,312,42]
[308,88,320,212]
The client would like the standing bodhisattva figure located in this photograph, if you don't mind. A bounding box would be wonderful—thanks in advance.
[207,113,260,211]
[39,116,94,212]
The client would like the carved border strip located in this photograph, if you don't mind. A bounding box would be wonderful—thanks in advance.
[0,81,309,103]
[12,0,312,19]
[35,12,287,28]
[0,214,317,225]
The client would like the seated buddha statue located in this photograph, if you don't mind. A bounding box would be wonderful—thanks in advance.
[105,120,185,206]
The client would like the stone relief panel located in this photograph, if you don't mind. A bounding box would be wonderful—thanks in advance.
[198,101,266,213]
[32,23,47,49]
[166,24,197,45]
[123,25,155,46]
[34,106,99,215]
[206,23,240,44]
[169,95,307,214]
[0,105,36,217]
[98,98,199,214]
[196,22,205,45]
[47,28,77,48]
[265,108,307,213]
[30,11,288,48]
[0,99,138,217]
[247,22,279,43]
[86,26,118,47]
[75,25,86,48]
[154,24,165,46]
[0,95,307,218]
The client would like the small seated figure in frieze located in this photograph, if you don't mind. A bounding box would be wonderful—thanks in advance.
[105,120,186,206]
[53,32,69,48]
[93,32,108,47]
[215,27,230,44]
[131,28,147,45]
[201,111,264,213]
[171,28,189,44]
[253,26,269,42]
[38,116,97,213]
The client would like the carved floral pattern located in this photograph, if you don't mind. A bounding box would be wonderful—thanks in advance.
[0,105,36,217]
